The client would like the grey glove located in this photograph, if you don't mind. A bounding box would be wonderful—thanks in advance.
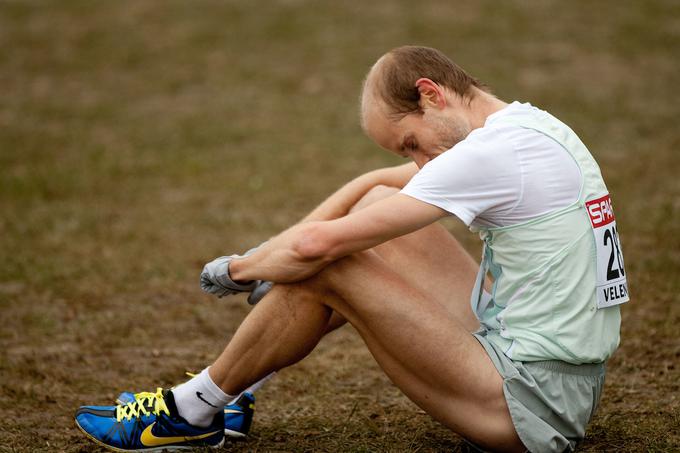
[247,280,274,305]
[200,255,258,297]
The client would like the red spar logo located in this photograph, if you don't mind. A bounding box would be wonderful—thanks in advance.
[586,194,616,228]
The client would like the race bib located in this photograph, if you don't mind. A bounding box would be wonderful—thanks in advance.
[586,194,629,309]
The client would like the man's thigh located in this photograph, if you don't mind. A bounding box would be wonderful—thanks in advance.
[318,251,523,452]
[351,185,480,331]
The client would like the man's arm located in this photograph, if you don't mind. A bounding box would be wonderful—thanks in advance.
[199,162,418,301]
[300,162,418,222]
[229,193,447,283]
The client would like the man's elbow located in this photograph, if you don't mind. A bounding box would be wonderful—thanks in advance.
[293,223,339,264]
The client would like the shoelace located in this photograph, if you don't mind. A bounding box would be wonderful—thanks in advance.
[128,371,197,403]
[116,388,170,422]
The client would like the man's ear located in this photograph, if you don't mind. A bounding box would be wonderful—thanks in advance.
[415,78,446,110]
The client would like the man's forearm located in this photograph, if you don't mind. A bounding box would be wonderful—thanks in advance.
[230,222,330,284]
[230,193,446,285]
[228,163,419,284]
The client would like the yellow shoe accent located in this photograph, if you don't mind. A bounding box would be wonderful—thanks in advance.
[125,372,196,404]
[139,422,221,447]
[116,388,169,422]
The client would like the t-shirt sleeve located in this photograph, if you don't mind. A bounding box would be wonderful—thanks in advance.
[400,130,522,226]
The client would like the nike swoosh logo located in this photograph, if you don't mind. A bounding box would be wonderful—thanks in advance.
[140,422,221,447]
[224,408,243,414]
[196,392,218,408]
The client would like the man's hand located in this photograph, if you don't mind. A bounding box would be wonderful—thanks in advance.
[243,244,274,304]
[201,243,275,303]
[200,255,258,297]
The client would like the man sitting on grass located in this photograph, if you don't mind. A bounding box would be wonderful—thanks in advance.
[75,45,627,453]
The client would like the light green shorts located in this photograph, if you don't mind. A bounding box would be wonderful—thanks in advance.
[474,331,606,453]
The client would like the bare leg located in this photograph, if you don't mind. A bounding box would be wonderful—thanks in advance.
[210,251,521,451]
[318,253,519,450]
[208,187,521,451]
[321,185,479,334]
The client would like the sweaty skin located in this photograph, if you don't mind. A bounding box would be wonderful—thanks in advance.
[217,73,524,451]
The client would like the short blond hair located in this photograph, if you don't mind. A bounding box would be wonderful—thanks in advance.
[366,46,486,116]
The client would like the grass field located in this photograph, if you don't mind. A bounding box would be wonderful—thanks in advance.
[1,1,679,451]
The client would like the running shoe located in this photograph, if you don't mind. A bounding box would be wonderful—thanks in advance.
[75,388,224,451]
[116,390,255,438]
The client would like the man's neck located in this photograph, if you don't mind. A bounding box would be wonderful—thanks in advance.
[467,89,508,130]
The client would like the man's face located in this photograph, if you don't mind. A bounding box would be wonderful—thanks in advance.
[363,101,471,169]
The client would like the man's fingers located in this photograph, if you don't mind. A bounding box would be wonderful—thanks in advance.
[201,272,235,297]
[200,251,264,298]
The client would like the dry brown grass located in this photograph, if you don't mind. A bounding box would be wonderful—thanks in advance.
[1,1,679,451]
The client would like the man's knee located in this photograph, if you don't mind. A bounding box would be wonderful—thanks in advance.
[308,252,373,314]
[350,185,400,212]
[315,250,385,298]
[265,279,329,304]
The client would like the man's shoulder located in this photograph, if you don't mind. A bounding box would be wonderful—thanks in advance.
[422,127,519,182]
[459,102,540,150]
[447,125,516,160]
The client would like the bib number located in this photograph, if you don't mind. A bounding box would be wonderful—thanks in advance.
[586,194,629,308]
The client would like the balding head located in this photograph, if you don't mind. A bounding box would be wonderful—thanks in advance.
[358,47,501,168]
[360,46,485,132]
[360,54,390,129]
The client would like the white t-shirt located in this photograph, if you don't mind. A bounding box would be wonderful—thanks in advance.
[400,102,582,229]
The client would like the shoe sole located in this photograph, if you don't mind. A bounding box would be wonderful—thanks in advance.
[74,419,225,452]
[224,428,246,438]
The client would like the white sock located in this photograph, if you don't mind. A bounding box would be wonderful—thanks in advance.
[246,371,275,394]
[172,367,235,427]
[228,372,276,404]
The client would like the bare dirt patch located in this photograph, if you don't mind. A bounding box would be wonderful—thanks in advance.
[1,1,679,451]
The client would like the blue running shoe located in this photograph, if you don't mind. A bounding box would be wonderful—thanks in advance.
[223,392,255,438]
[75,388,224,451]
[116,390,255,438]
